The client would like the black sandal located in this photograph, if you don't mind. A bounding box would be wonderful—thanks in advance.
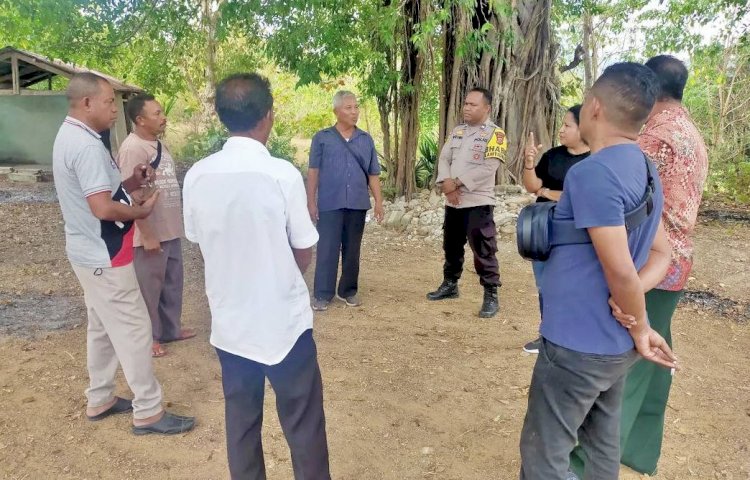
[132,411,196,436]
[86,397,133,422]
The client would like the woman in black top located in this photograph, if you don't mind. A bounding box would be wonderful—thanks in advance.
[521,105,590,354]
[523,104,590,201]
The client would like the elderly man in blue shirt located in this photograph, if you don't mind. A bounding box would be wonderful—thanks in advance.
[306,91,385,311]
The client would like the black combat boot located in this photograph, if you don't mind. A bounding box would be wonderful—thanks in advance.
[426,279,459,301]
[478,285,499,318]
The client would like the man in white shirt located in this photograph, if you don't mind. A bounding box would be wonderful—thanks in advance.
[183,73,330,479]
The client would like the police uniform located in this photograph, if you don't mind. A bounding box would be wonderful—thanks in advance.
[429,121,507,316]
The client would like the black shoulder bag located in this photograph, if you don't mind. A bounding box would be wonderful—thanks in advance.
[516,154,656,261]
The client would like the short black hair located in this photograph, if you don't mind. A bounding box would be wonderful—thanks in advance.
[66,72,108,105]
[469,87,492,106]
[644,55,688,101]
[591,62,660,133]
[567,104,582,125]
[126,93,156,123]
[215,73,273,132]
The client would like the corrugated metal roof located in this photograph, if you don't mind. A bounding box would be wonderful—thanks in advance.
[0,46,143,93]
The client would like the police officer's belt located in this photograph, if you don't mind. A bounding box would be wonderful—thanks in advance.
[516,154,656,261]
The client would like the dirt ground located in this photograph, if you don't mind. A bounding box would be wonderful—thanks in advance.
[0,178,748,480]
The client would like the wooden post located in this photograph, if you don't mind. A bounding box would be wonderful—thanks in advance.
[11,54,20,94]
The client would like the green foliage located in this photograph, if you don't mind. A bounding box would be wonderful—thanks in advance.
[267,131,298,163]
[2,0,749,203]
[178,122,297,168]
[299,112,334,138]
[179,122,227,162]
[415,135,438,189]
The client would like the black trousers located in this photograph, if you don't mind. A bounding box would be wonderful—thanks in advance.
[216,330,331,480]
[442,205,501,287]
[313,208,367,300]
[519,339,638,480]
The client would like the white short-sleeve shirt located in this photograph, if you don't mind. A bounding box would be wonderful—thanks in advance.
[183,137,319,365]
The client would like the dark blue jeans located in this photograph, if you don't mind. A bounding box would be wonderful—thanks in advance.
[216,330,331,480]
[519,339,638,480]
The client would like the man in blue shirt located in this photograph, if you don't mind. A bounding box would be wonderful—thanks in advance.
[307,91,384,311]
[518,63,678,479]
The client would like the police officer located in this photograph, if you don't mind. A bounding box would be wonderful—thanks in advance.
[427,87,505,318]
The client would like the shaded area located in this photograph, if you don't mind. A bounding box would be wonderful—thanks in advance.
[699,209,750,224]
[681,289,750,323]
[0,182,57,204]
[0,293,84,338]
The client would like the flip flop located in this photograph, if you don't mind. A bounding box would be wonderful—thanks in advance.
[132,411,196,436]
[86,397,133,422]
[161,328,196,344]
[152,343,167,358]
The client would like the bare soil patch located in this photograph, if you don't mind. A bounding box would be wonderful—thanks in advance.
[0,181,748,479]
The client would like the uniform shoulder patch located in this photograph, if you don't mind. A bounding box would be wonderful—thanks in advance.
[485,128,508,161]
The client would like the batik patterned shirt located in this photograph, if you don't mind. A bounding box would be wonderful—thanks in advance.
[638,103,708,291]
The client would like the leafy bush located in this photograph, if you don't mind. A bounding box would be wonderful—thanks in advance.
[180,123,227,162]
[178,122,297,167]
[415,135,438,189]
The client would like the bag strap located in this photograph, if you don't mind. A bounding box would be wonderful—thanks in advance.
[330,127,370,182]
[623,154,655,232]
[150,140,163,170]
[551,153,656,246]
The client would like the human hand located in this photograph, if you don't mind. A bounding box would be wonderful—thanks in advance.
[133,190,160,219]
[609,297,637,329]
[130,183,158,205]
[374,202,385,223]
[632,327,679,370]
[134,163,155,185]
[142,236,162,254]
[445,189,461,206]
[442,178,458,194]
[524,132,543,167]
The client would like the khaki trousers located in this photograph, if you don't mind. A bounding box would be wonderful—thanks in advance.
[72,263,163,419]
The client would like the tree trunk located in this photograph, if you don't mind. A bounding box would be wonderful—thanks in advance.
[199,0,223,123]
[582,11,594,90]
[394,0,424,198]
[440,0,559,184]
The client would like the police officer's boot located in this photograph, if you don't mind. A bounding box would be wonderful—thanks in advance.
[426,279,459,301]
[479,285,499,318]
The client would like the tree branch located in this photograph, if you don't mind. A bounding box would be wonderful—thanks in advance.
[560,44,584,73]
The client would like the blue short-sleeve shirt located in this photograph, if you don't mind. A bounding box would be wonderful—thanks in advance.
[539,143,664,355]
[308,126,380,212]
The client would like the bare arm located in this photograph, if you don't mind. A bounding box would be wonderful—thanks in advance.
[589,226,648,333]
[306,168,320,222]
[610,220,671,324]
[523,168,543,194]
[536,188,562,202]
[523,132,544,193]
[293,247,313,274]
[590,225,678,368]
[636,220,671,292]
[369,175,385,223]
[368,175,383,204]
[135,217,161,251]
[86,191,159,222]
